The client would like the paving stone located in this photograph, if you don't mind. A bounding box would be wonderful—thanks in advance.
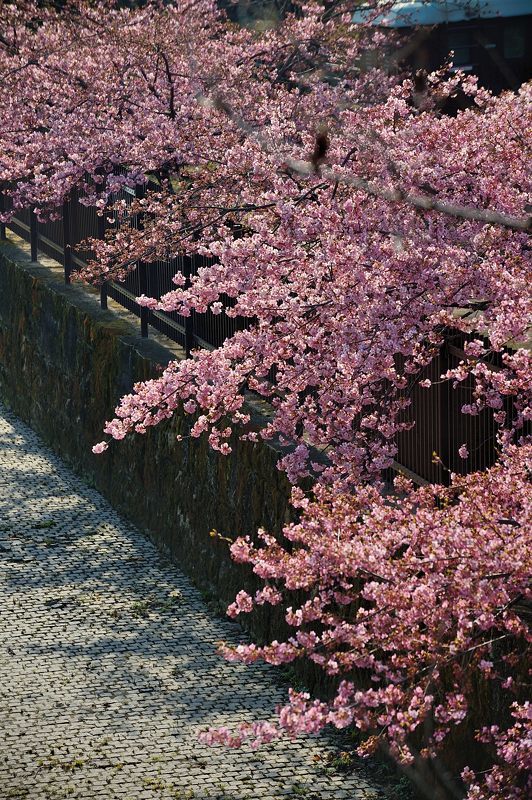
[0,403,381,800]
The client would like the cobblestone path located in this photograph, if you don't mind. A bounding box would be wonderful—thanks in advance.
[0,404,379,800]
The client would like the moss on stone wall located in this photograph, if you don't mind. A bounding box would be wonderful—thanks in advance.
[0,239,293,649]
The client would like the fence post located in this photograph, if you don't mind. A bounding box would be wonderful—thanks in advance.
[63,199,72,284]
[183,256,194,358]
[30,210,38,262]
[99,282,108,310]
[0,193,6,241]
[135,185,149,338]
[97,208,107,309]
[138,260,149,338]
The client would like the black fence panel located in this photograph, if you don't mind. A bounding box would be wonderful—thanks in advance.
[3,182,248,353]
[393,352,446,485]
[71,192,100,265]
[388,334,521,485]
[38,215,64,264]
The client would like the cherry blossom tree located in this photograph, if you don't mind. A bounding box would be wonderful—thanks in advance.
[0,2,530,798]
[201,445,531,798]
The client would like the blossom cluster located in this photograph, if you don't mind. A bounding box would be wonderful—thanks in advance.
[203,448,531,797]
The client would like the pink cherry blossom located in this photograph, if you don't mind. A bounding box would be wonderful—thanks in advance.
[91,441,108,454]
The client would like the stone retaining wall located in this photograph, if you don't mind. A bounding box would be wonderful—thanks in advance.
[0,236,293,646]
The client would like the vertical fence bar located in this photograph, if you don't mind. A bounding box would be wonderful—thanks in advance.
[183,256,194,358]
[99,282,108,310]
[63,199,72,284]
[30,210,38,262]
[0,193,6,241]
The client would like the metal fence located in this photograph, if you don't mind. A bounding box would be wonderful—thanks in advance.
[1,183,246,357]
[389,335,511,485]
[0,188,516,485]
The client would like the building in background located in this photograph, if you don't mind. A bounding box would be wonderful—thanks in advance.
[352,1,532,92]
